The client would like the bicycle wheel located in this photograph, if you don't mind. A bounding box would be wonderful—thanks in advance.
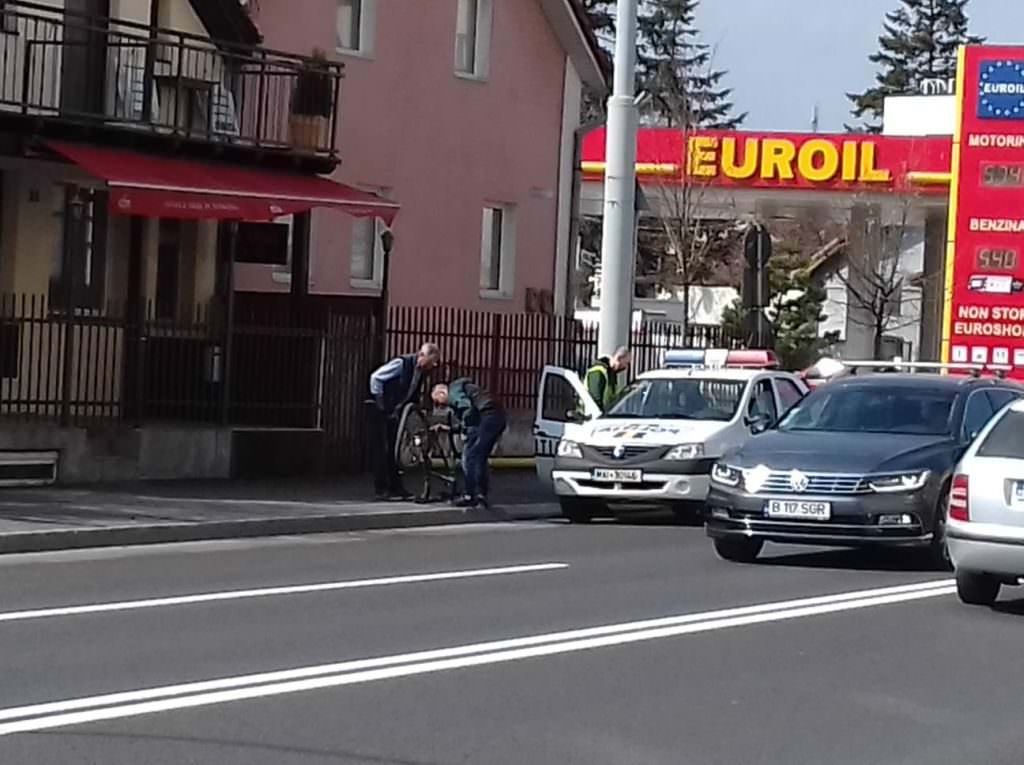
[394,404,428,470]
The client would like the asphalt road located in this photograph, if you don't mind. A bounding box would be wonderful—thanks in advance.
[0,516,1022,764]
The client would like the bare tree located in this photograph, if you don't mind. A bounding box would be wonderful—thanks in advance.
[830,198,932,359]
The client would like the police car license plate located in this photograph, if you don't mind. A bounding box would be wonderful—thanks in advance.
[765,500,831,521]
[591,468,643,483]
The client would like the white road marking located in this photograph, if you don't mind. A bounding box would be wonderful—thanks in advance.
[0,563,569,624]
[0,579,954,735]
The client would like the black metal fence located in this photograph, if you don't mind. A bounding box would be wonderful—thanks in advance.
[386,306,741,412]
[0,296,741,470]
[0,0,342,157]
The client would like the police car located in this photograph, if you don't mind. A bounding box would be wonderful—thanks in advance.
[534,349,810,523]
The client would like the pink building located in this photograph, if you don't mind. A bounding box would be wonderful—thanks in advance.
[245,0,606,314]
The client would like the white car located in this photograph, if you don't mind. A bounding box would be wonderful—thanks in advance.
[533,351,810,523]
[948,399,1024,606]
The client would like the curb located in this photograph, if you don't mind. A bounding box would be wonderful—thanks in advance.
[0,504,560,555]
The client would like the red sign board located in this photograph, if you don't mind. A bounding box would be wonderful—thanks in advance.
[581,128,951,195]
[942,46,1024,376]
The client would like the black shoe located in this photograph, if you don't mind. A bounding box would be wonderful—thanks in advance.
[454,495,478,509]
[389,491,414,502]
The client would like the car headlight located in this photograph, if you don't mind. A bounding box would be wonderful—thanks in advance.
[743,464,773,494]
[557,440,583,459]
[711,463,741,487]
[666,443,704,461]
[868,470,931,493]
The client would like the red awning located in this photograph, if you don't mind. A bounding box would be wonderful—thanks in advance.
[45,140,399,225]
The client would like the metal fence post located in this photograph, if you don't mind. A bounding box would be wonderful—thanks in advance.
[488,313,503,396]
[59,186,85,428]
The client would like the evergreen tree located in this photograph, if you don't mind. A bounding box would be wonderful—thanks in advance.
[637,0,745,129]
[579,0,616,121]
[721,243,836,370]
[848,0,984,132]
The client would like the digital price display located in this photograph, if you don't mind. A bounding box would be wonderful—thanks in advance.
[975,248,1019,272]
[981,163,1024,187]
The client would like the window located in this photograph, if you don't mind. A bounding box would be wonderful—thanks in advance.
[50,186,107,313]
[962,391,996,441]
[778,386,955,436]
[986,389,1021,414]
[455,0,491,77]
[234,217,295,266]
[480,205,514,297]
[977,409,1024,458]
[156,220,182,321]
[775,378,805,414]
[747,380,778,424]
[541,374,581,423]
[351,217,384,286]
[337,0,375,55]
[607,379,746,422]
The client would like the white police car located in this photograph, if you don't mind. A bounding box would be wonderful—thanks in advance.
[533,349,810,523]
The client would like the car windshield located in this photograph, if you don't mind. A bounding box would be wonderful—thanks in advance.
[977,410,1024,458]
[777,385,955,436]
[606,378,745,421]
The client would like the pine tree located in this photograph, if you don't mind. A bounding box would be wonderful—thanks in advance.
[848,0,984,132]
[637,0,745,129]
[721,248,834,370]
[579,0,616,121]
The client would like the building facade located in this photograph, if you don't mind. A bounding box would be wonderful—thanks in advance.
[246,0,606,314]
[0,0,404,483]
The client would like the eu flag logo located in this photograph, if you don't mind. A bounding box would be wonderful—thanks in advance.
[978,60,1024,120]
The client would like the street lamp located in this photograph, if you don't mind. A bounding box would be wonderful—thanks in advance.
[596,0,639,358]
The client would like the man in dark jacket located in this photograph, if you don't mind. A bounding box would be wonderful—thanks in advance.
[585,346,631,413]
[432,378,506,510]
[368,343,441,500]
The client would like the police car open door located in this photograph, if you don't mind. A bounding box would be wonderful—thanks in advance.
[534,366,601,487]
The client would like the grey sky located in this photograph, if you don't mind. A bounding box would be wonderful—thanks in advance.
[695,0,1024,132]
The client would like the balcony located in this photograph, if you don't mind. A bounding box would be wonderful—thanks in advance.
[0,1,344,168]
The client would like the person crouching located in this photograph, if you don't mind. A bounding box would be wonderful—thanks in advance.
[431,379,506,511]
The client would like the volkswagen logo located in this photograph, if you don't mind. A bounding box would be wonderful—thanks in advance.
[612,445,626,460]
[789,469,810,493]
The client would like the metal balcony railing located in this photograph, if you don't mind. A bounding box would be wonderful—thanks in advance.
[0,1,343,159]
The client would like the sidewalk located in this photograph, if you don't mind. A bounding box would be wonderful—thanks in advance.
[0,471,559,555]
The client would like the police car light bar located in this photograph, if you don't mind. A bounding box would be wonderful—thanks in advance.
[662,349,779,370]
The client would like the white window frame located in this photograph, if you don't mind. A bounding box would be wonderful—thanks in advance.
[350,216,386,288]
[454,0,492,80]
[336,0,377,58]
[479,203,515,299]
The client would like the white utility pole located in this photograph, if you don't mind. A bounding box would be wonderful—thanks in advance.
[596,0,639,357]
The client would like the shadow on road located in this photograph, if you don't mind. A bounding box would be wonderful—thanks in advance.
[756,547,943,574]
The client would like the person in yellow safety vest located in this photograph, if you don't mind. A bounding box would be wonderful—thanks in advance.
[585,346,632,413]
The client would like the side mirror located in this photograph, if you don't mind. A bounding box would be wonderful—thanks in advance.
[565,410,590,424]
[745,413,771,434]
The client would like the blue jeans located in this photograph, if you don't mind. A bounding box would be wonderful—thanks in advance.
[461,411,506,498]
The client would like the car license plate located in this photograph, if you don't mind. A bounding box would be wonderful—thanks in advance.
[765,500,831,521]
[591,468,643,483]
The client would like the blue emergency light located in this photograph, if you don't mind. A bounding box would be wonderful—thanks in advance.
[662,349,707,368]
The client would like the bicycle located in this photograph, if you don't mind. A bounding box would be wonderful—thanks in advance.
[394,402,465,503]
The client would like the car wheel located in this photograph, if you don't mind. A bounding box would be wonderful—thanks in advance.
[560,499,599,524]
[713,537,763,563]
[927,493,952,571]
[956,570,1001,606]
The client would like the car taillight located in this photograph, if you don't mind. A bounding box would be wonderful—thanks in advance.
[949,474,970,522]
